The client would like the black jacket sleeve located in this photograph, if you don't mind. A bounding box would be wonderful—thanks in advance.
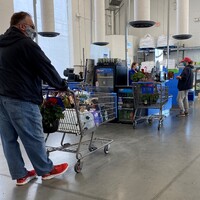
[180,67,189,81]
[178,66,193,90]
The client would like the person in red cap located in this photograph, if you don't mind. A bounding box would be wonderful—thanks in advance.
[176,57,194,117]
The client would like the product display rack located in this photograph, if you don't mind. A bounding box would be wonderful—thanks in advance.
[93,62,127,92]
[116,86,134,123]
[194,67,200,96]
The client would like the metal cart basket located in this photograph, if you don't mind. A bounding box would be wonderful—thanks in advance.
[132,82,169,130]
[42,86,116,173]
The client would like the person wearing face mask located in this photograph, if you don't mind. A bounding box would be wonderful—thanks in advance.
[0,11,69,186]
[176,57,194,117]
[129,62,139,85]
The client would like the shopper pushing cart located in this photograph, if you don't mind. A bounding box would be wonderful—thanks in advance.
[0,11,69,186]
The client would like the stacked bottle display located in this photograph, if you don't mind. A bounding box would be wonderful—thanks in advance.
[118,88,134,123]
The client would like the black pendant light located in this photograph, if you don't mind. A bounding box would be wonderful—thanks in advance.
[38,32,60,37]
[93,42,109,46]
[129,20,155,28]
[172,34,192,40]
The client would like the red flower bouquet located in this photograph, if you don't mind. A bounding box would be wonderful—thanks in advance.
[40,97,64,133]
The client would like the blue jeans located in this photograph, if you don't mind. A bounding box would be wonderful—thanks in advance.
[0,95,53,179]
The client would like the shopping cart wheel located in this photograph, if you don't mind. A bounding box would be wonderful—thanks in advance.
[104,144,110,154]
[89,145,97,152]
[62,143,71,148]
[46,147,54,156]
[74,160,83,173]
[133,121,136,129]
[158,123,162,130]
[148,118,153,125]
[158,121,163,130]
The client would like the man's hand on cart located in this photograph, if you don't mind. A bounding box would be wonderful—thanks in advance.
[61,78,69,91]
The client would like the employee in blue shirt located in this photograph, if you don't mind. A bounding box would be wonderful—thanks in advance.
[129,62,139,85]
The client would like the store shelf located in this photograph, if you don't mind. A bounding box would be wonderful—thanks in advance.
[97,76,113,79]
[137,46,178,53]
[138,46,200,56]
[179,46,200,51]
[119,108,132,111]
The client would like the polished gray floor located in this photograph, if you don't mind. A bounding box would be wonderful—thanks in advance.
[1,100,200,200]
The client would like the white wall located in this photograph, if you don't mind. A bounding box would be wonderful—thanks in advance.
[186,0,200,46]
[106,35,138,66]
[71,0,92,66]
[0,0,14,34]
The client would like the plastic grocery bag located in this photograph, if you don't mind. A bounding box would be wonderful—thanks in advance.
[139,34,156,49]
[59,109,95,134]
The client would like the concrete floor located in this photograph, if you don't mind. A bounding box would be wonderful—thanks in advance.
[1,100,200,200]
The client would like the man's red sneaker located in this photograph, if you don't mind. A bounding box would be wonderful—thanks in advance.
[16,170,37,186]
[42,163,69,180]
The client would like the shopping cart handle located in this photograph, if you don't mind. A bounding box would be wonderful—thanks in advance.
[42,84,71,93]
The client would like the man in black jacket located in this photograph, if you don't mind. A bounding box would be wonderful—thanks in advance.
[0,11,68,186]
[176,57,194,117]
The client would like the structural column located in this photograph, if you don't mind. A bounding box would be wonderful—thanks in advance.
[93,0,106,44]
[39,0,59,37]
[173,0,191,40]
[176,0,189,35]
[134,0,150,21]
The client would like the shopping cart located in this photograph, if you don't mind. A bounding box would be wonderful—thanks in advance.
[132,82,169,130]
[42,85,116,173]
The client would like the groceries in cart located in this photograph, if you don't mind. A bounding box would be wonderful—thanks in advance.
[42,86,115,173]
[41,88,113,134]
